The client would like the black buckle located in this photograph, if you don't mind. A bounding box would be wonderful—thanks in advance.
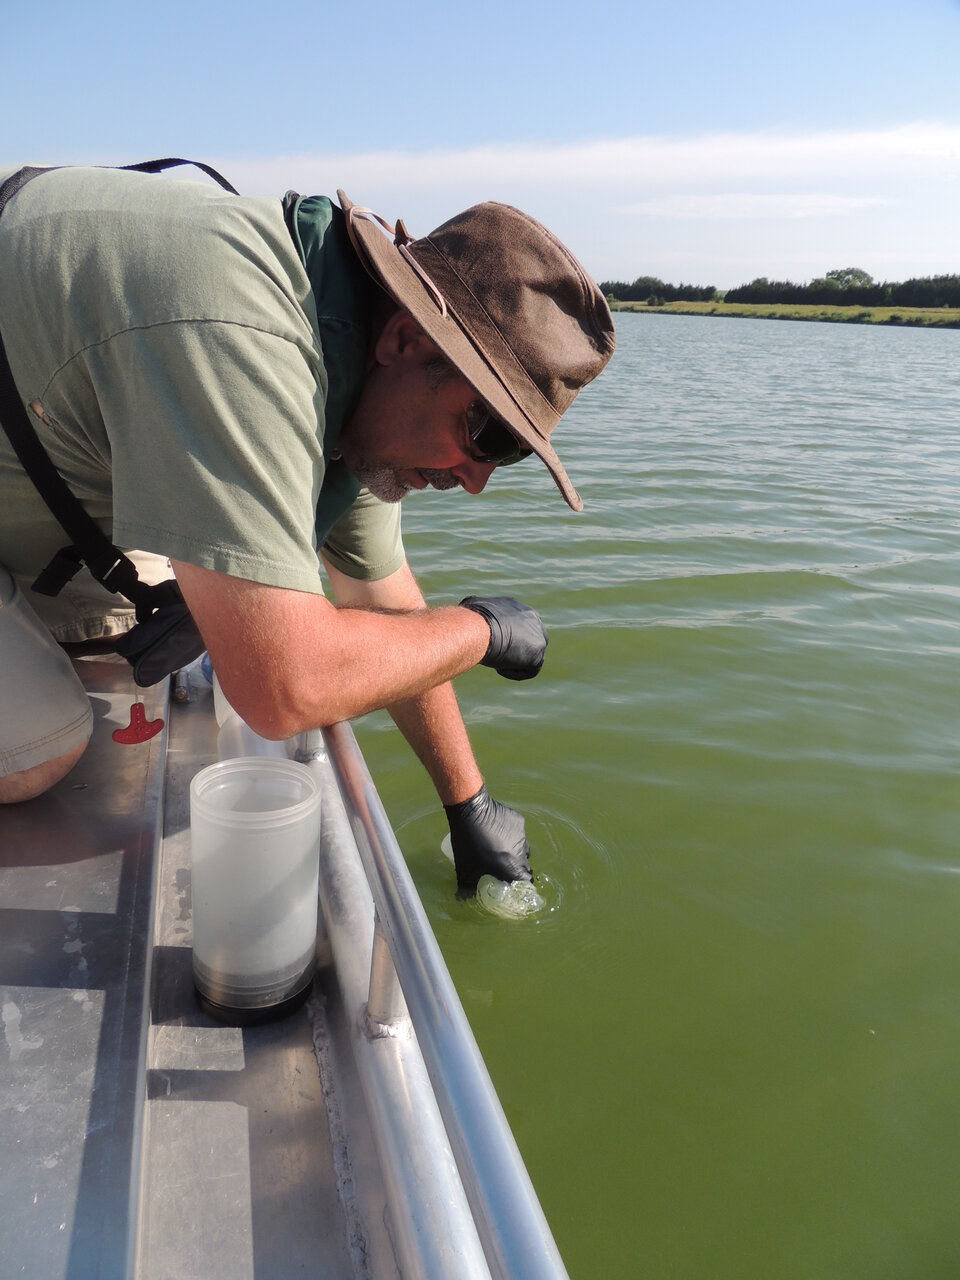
[31,545,85,597]
[90,552,144,603]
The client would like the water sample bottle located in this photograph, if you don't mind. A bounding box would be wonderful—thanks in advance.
[440,835,546,918]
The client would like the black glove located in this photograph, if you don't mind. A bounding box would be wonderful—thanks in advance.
[444,785,533,892]
[460,596,548,681]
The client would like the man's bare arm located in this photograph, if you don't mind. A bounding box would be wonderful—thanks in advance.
[322,556,484,805]
[172,559,490,739]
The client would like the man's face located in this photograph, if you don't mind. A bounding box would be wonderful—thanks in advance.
[339,314,500,504]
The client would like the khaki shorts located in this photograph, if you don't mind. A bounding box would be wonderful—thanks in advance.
[0,565,94,777]
[0,550,173,777]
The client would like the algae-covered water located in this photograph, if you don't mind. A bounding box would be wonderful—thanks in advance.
[356,314,960,1280]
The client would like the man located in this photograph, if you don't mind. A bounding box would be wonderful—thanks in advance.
[0,164,615,888]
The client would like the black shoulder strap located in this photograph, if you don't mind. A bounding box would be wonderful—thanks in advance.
[0,157,238,215]
[0,341,150,602]
[0,159,237,615]
[0,166,52,213]
[118,157,238,194]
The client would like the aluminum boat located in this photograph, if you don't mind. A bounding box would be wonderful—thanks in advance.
[0,653,568,1280]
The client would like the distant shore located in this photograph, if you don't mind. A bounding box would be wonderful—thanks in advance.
[609,299,960,329]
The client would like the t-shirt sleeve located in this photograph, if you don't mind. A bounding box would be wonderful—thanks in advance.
[321,487,405,581]
[55,318,330,594]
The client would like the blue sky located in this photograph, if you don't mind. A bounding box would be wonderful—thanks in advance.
[4,0,959,287]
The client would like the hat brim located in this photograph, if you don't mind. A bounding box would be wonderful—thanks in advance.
[338,190,584,512]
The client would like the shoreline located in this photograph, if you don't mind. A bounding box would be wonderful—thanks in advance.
[609,299,960,329]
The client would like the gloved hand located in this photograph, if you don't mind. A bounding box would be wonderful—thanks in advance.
[459,596,548,681]
[444,785,533,891]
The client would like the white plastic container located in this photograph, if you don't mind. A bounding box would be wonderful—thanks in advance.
[211,669,234,727]
[216,711,288,762]
[190,757,322,1021]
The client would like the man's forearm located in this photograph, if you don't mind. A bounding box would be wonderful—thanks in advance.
[387,681,483,806]
[324,555,483,804]
[173,559,491,737]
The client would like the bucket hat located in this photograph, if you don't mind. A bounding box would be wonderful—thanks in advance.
[338,190,615,511]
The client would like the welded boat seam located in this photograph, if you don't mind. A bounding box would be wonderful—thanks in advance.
[123,681,171,1280]
[306,990,373,1280]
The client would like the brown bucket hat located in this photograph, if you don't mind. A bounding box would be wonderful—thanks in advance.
[338,190,615,511]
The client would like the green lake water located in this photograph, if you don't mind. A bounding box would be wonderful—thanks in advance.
[355,314,960,1280]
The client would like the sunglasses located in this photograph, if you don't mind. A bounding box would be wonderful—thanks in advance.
[465,400,533,467]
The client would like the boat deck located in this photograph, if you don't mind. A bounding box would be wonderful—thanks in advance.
[0,655,393,1280]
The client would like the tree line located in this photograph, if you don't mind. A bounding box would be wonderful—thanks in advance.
[599,275,718,304]
[601,268,960,309]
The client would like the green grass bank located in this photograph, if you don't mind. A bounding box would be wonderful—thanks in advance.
[610,299,960,328]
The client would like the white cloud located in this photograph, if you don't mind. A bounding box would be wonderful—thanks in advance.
[616,193,889,221]
[199,121,959,286]
[219,122,960,196]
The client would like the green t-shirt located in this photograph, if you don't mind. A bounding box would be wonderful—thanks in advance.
[0,166,404,639]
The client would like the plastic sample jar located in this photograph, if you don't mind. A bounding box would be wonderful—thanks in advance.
[190,758,322,1022]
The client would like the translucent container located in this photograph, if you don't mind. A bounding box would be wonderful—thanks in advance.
[216,711,288,762]
[190,758,322,1021]
[211,669,234,727]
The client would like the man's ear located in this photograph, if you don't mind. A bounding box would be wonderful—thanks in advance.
[373,310,439,366]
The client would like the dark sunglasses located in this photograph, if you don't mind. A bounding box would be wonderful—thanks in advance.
[465,400,533,467]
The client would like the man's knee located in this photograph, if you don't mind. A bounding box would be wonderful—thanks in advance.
[0,740,89,804]
[1,564,94,800]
